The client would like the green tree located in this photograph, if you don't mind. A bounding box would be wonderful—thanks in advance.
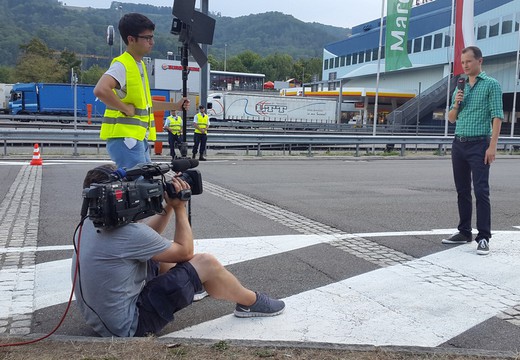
[235,51,262,72]
[15,53,66,82]
[58,49,82,83]
[15,38,68,83]
[0,66,15,83]
[226,56,247,73]
[291,58,322,84]
[19,38,53,58]
[207,54,221,71]
[81,64,106,85]
[260,53,294,81]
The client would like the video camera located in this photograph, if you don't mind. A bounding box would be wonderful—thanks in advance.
[81,160,202,229]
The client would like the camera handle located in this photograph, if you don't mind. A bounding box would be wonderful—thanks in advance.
[164,182,193,225]
[164,182,192,201]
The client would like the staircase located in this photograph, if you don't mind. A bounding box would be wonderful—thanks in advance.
[386,75,459,125]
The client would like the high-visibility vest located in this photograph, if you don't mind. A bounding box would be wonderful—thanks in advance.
[194,113,208,134]
[100,52,156,141]
[165,115,182,135]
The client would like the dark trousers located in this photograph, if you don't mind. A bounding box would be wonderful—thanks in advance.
[192,133,207,157]
[451,138,491,240]
[167,132,181,159]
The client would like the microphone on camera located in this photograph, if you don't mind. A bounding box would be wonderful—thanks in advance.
[457,78,465,105]
[112,160,199,180]
[169,159,199,172]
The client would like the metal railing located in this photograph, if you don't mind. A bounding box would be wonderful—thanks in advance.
[2,128,520,157]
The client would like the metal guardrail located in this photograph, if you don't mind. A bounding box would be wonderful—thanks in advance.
[1,128,520,157]
[1,118,457,136]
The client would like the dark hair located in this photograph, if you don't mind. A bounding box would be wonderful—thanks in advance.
[118,13,155,46]
[83,164,117,188]
[199,105,205,109]
[462,46,483,60]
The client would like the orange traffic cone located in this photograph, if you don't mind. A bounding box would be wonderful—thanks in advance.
[30,143,43,166]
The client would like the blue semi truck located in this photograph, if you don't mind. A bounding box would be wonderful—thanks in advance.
[9,82,106,118]
[9,82,173,121]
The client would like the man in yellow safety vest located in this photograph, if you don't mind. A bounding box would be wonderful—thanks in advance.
[192,105,209,161]
[164,111,183,162]
[94,13,189,169]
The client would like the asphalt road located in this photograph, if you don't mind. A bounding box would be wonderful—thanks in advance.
[1,155,520,355]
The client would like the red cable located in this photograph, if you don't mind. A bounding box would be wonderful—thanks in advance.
[0,224,83,347]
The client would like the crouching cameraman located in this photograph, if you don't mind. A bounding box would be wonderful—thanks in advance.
[72,164,285,337]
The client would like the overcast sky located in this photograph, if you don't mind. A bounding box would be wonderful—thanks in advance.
[61,0,385,28]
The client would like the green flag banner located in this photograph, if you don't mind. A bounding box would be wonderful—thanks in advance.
[385,0,413,72]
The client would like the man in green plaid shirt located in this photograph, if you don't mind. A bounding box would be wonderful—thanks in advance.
[442,46,503,255]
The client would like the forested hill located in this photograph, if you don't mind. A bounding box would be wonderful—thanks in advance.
[0,0,350,67]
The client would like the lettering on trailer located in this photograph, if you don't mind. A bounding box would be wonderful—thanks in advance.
[255,101,288,115]
[161,64,201,72]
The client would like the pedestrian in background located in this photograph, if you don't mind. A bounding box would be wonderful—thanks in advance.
[192,105,209,161]
[442,46,503,255]
[164,111,183,162]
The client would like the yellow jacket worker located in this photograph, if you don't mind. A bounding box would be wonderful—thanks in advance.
[94,13,189,169]
[192,105,210,161]
[164,112,183,161]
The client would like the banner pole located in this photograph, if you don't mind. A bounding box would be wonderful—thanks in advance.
[373,0,385,146]
[510,26,520,144]
[444,0,457,139]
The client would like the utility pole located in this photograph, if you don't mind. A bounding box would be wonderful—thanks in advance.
[118,4,123,55]
[200,0,209,108]
[71,68,79,156]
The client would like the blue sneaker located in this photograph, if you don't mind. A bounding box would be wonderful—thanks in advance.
[234,292,285,318]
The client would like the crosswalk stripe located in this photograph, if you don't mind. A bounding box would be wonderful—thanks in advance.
[162,232,520,347]
[30,234,338,311]
[2,159,520,345]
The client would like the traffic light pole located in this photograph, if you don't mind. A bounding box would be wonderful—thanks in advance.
[180,42,190,159]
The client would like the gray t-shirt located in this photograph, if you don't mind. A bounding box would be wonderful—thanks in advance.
[71,219,170,337]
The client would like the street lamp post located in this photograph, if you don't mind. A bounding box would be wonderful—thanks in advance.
[71,68,79,156]
[118,4,123,55]
[224,43,227,72]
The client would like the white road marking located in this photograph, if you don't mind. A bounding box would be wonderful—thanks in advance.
[0,165,41,334]
[30,234,337,310]
[0,160,111,166]
[162,232,520,347]
[2,160,520,344]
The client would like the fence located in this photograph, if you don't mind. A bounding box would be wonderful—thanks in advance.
[2,128,520,157]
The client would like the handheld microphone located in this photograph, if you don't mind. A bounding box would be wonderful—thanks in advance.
[457,78,465,105]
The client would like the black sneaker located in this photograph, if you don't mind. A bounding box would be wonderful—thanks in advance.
[234,292,285,318]
[476,238,490,255]
[442,232,472,244]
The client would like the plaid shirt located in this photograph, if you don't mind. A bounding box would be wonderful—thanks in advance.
[450,71,504,137]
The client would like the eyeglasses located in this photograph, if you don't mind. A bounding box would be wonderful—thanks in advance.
[135,35,154,42]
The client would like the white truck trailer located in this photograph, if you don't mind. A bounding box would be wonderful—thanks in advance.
[0,83,13,114]
[207,92,338,123]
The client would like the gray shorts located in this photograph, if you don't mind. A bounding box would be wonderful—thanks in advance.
[134,260,203,337]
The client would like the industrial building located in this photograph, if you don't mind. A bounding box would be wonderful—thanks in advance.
[319,0,519,130]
